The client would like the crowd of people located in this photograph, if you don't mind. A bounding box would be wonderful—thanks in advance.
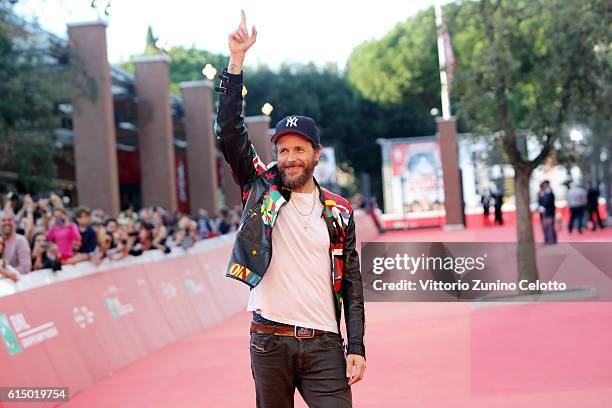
[538,180,605,244]
[0,192,243,280]
[479,180,607,245]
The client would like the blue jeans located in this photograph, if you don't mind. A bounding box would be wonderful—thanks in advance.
[249,328,352,407]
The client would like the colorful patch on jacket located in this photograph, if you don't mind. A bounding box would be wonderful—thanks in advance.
[320,189,353,300]
[227,262,261,286]
[321,189,352,228]
[260,185,286,227]
[324,200,351,227]
[321,191,352,246]
[331,242,344,294]
[251,144,266,175]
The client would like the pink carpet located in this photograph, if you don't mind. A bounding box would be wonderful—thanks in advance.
[62,223,612,407]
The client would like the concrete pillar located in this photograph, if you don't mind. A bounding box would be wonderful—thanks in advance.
[245,116,272,165]
[437,118,465,229]
[67,22,120,215]
[134,55,177,212]
[179,81,220,216]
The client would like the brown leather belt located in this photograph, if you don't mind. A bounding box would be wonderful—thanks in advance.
[250,322,329,339]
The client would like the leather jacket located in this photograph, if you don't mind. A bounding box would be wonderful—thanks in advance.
[214,69,365,358]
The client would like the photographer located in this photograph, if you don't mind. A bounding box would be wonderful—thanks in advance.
[31,232,62,271]
[129,223,169,256]
[106,225,133,262]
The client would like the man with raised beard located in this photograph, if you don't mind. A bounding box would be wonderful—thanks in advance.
[214,10,366,408]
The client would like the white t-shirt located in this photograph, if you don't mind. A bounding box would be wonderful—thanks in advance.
[247,188,338,333]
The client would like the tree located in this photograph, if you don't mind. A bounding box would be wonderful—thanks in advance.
[0,6,72,193]
[167,46,228,95]
[346,0,610,291]
[346,9,440,113]
[455,0,611,291]
[144,26,158,55]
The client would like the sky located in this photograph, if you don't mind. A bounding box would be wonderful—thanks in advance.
[13,0,439,69]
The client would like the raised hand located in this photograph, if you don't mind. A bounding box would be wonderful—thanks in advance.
[228,9,257,56]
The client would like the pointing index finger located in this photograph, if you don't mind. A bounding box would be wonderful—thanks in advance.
[240,9,247,26]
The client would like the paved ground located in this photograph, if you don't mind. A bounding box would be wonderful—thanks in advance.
[63,222,612,407]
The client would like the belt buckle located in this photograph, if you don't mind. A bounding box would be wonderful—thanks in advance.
[294,326,314,339]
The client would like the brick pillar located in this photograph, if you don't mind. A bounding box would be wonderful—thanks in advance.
[67,22,120,215]
[221,161,243,210]
[134,55,177,212]
[437,118,465,229]
[179,81,220,216]
[245,116,272,165]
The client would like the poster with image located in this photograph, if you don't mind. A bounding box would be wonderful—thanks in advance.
[390,140,445,214]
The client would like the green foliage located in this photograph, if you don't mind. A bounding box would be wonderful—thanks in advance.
[455,0,611,169]
[10,132,58,193]
[167,46,228,95]
[0,6,69,193]
[346,0,611,169]
[346,9,440,110]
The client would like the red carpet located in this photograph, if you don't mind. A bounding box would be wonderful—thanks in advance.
[62,303,612,407]
[62,223,612,407]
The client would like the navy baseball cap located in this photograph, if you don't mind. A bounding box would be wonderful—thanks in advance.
[271,115,320,144]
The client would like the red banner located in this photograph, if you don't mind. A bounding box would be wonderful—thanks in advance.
[143,256,204,338]
[0,239,251,398]
[18,283,95,391]
[67,271,148,372]
[109,264,176,353]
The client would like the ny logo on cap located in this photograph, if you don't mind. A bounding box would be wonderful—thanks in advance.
[286,117,298,127]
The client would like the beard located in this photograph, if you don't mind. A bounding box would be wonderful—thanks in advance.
[280,158,317,190]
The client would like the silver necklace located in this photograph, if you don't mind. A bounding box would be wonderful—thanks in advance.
[290,188,317,230]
